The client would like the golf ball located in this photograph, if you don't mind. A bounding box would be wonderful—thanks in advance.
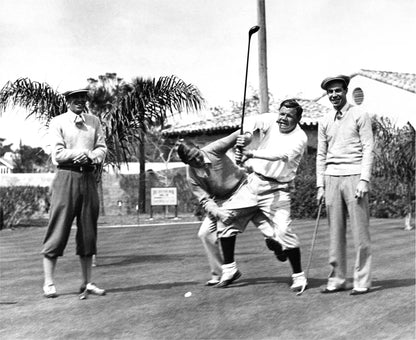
[184,292,192,298]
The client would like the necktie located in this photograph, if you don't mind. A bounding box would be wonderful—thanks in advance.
[335,111,343,120]
[74,114,84,124]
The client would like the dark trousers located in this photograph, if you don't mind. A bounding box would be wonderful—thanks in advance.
[42,169,99,257]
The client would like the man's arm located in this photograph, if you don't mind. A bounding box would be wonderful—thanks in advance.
[49,118,87,164]
[87,118,107,164]
[205,130,240,155]
[357,112,374,183]
[355,111,374,198]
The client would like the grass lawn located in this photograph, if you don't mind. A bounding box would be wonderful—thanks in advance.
[0,217,414,340]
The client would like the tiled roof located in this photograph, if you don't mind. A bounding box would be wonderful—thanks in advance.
[162,98,331,137]
[0,157,13,169]
[355,69,416,94]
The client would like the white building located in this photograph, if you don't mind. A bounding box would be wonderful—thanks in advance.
[317,69,416,127]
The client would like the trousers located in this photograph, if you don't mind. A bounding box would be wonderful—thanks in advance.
[218,173,300,249]
[325,174,372,289]
[42,169,99,258]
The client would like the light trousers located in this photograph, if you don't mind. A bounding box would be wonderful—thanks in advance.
[219,173,300,250]
[325,174,372,289]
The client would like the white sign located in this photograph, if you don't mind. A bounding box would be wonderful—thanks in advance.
[151,187,177,206]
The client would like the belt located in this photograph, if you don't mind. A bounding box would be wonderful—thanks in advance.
[57,165,96,173]
[254,172,280,182]
[254,172,292,185]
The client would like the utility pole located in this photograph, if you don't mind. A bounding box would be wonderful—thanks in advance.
[257,0,269,113]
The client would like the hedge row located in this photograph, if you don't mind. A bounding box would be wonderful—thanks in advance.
[1,157,413,228]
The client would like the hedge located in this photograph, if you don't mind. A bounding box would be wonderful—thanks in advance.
[1,157,413,228]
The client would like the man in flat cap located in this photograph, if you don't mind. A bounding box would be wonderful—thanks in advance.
[41,88,107,300]
[317,75,374,295]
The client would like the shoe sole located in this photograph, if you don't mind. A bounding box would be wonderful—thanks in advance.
[214,271,242,288]
[350,289,370,296]
[321,287,347,294]
[44,293,58,298]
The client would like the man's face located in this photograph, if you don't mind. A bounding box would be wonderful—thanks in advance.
[186,148,205,168]
[278,106,299,133]
[67,95,87,114]
[326,81,347,110]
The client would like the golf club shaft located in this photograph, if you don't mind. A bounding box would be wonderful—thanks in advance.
[305,201,323,278]
[237,26,260,164]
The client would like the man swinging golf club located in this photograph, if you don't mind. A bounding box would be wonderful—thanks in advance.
[177,132,286,287]
[216,99,308,293]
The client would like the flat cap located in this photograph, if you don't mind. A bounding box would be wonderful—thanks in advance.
[63,88,89,99]
[320,75,350,90]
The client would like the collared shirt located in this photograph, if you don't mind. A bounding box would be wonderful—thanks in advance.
[243,113,307,182]
[187,132,246,215]
[74,113,85,124]
[48,110,107,165]
[316,102,374,187]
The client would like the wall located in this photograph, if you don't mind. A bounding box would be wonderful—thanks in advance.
[0,167,194,217]
[318,76,416,127]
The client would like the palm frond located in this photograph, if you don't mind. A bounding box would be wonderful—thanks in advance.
[0,78,66,122]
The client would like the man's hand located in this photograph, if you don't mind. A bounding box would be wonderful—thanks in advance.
[216,208,236,225]
[317,187,325,205]
[73,151,90,165]
[235,148,252,164]
[236,133,252,148]
[355,180,369,199]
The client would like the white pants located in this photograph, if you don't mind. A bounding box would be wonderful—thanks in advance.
[218,173,300,250]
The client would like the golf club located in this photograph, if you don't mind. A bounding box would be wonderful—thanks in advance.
[296,200,324,296]
[236,25,260,164]
[306,200,324,276]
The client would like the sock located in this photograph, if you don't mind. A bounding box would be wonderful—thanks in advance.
[220,236,236,264]
[286,247,302,274]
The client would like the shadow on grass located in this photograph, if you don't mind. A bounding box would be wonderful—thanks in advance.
[54,281,200,297]
[370,278,415,292]
[227,276,327,289]
[96,254,204,266]
[106,281,200,293]
[215,277,415,292]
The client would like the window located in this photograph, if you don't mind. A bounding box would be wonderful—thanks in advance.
[352,87,364,105]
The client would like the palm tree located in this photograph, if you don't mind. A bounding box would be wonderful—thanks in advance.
[0,74,205,213]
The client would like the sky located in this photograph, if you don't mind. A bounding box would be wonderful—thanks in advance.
[0,0,415,148]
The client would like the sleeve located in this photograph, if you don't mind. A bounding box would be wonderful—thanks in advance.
[316,120,328,188]
[205,130,240,156]
[49,118,83,164]
[188,168,220,217]
[87,118,107,164]
[357,112,374,182]
[251,130,306,162]
[243,113,274,135]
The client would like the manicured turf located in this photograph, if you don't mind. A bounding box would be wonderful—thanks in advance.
[0,218,414,339]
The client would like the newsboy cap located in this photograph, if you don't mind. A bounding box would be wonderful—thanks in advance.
[320,75,350,90]
[63,88,89,99]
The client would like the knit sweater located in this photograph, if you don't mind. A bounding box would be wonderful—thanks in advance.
[188,131,246,216]
[316,103,374,188]
[48,110,107,165]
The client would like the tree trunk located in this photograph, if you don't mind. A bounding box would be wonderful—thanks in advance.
[139,141,146,213]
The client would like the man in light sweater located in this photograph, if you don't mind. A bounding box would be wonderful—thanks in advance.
[216,99,308,293]
[177,133,284,286]
[42,89,107,300]
[317,75,374,295]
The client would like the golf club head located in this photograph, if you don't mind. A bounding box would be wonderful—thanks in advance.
[249,25,260,36]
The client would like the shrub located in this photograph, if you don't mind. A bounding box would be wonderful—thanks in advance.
[0,186,49,229]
